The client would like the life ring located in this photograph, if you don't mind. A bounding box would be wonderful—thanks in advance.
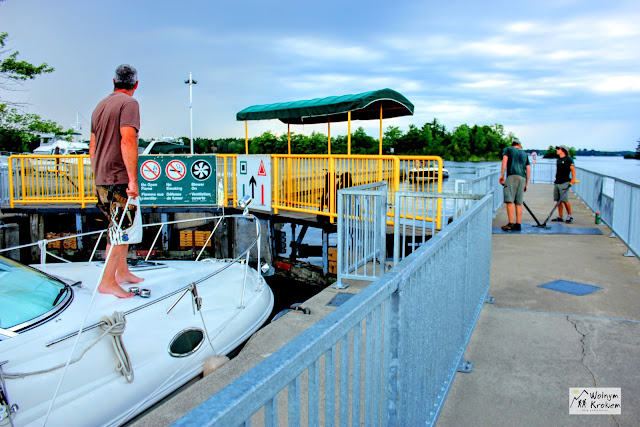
[531,151,537,164]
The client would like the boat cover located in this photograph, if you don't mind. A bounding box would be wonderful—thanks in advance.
[236,88,414,124]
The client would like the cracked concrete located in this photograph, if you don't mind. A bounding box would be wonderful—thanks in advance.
[438,184,640,427]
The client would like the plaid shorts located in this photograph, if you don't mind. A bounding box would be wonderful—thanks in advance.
[96,184,138,243]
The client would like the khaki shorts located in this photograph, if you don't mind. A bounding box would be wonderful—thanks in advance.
[503,175,526,205]
[96,184,138,244]
[554,182,571,202]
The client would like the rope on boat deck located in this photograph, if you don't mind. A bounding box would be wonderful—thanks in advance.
[100,312,134,383]
[0,312,132,382]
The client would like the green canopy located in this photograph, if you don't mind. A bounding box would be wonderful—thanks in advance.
[236,88,414,125]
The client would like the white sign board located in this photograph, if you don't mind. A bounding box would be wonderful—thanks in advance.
[236,155,272,213]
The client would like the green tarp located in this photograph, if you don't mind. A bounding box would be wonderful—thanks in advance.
[236,88,414,124]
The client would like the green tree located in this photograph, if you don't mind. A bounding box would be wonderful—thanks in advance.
[1,31,62,151]
[636,138,640,160]
[450,124,472,161]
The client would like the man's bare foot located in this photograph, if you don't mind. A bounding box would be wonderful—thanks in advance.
[116,273,144,285]
[98,282,135,298]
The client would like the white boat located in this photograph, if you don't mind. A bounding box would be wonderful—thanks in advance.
[139,137,189,155]
[32,136,89,155]
[0,212,273,426]
[407,165,449,181]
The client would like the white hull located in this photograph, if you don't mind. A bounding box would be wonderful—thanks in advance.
[0,260,273,426]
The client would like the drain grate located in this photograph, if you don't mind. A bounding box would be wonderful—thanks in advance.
[326,293,355,307]
[539,280,601,296]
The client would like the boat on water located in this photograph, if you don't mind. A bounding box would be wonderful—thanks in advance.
[138,137,190,155]
[407,164,450,181]
[0,212,273,426]
[32,135,89,156]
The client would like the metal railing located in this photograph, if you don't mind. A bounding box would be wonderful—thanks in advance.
[7,155,95,208]
[572,168,639,258]
[334,182,388,288]
[393,191,486,265]
[173,194,493,426]
[271,155,401,222]
[454,168,502,215]
[216,154,237,207]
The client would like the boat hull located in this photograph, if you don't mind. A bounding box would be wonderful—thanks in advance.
[0,260,273,426]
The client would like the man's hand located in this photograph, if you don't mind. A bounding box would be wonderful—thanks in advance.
[127,181,139,198]
[524,183,528,192]
[499,176,505,185]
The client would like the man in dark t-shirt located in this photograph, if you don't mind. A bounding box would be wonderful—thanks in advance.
[498,139,531,231]
[551,145,577,223]
[90,64,143,298]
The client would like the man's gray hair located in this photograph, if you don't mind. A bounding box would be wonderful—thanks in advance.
[114,64,138,89]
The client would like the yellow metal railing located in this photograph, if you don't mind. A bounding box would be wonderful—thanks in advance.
[216,154,237,207]
[8,153,444,228]
[397,156,444,228]
[9,155,96,208]
[272,155,402,223]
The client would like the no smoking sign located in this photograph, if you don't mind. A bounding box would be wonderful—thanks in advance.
[166,160,187,181]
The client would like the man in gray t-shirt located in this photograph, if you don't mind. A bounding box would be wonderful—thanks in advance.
[498,139,531,231]
[89,64,143,298]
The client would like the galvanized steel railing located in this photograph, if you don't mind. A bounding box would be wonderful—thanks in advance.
[572,168,639,258]
[8,155,95,208]
[172,193,493,426]
[393,191,486,265]
[334,182,388,288]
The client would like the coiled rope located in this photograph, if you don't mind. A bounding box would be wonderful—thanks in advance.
[2,312,133,383]
[100,311,134,383]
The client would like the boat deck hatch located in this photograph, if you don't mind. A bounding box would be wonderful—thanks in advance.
[538,280,601,296]
[326,293,355,307]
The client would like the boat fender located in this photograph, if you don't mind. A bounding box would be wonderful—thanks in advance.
[203,355,230,377]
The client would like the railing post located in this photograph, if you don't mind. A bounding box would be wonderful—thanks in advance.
[386,289,401,425]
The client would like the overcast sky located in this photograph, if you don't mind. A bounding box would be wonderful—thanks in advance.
[1,0,639,151]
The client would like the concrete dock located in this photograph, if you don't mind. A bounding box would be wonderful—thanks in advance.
[133,183,639,426]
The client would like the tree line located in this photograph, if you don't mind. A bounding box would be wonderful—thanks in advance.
[179,120,514,161]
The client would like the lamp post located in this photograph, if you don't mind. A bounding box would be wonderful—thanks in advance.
[185,72,198,154]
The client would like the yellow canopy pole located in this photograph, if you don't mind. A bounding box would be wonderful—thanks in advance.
[379,104,383,155]
[287,122,291,154]
[244,121,248,154]
[327,117,331,155]
[347,111,351,155]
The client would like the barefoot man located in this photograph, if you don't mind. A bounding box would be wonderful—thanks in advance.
[90,64,143,298]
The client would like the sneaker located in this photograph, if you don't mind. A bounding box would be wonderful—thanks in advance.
[501,223,516,231]
[513,223,522,231]
[551,216,564,222]
[565,216,573,224]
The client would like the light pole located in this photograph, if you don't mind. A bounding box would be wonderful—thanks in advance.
[185,72,198,154]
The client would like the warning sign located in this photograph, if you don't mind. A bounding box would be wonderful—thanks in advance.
[140,160,161,181]
[258,160,267,176]
[236,155,271,213]
[138,155,216,206]
[166,160,187,181]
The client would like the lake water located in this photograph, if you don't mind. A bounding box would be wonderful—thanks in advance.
[445,156,640,186]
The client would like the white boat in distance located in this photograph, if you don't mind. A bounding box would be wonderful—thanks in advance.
[32,136,89,155]
[0,211,273,426]
[407,164,449,181]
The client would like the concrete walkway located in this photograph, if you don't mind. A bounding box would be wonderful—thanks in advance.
[133,183,639,426]
[438,183,640,426]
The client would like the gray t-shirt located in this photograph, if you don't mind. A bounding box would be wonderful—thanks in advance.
[91,92,140,185]
[502,146,530,178]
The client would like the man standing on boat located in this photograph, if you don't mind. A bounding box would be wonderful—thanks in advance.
[499,138,531,231]
[90,64,143,298]
[550,145,577,223]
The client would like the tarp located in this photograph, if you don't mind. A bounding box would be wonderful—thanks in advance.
[236,88,414,124]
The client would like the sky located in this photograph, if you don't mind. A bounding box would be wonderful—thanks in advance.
[1,0,639,152]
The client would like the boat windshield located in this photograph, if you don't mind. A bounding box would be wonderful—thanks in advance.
[0,256,71,330]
